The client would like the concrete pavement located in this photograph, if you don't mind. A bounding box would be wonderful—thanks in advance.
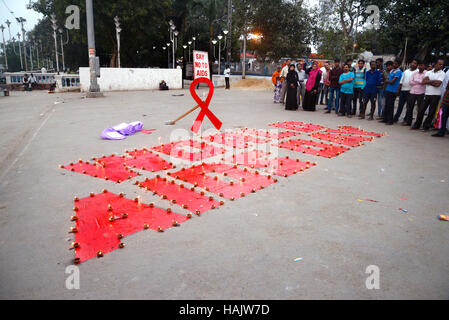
[0,87,448,299]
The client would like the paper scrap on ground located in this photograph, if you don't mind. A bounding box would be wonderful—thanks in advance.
[294,258,303,262]
[438,214,449,221]
[101,121,143,140]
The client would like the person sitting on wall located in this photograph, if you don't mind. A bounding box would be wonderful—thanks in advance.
[23,74,31,91]
[48,76,57,93]
[159,80,169,91]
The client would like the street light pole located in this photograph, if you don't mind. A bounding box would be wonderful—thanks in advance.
[17,33,23,69]
[0,25,8,70]
[226,0,232,64]
[50,14,60,73]
[167,43,171,69]
[17,17,28,71]
[59,29,66,71]
[30,41,34,70]
[5,20,11,41]
[188,41,192,62]
[192,36,196,51]
[217,35,223,75]
[36,39,40,68]
[86,0,101,96]
[114,16,121,68]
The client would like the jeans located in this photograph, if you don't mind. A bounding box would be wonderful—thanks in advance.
[384,91,397,124]
[377,88,384,117]
[352,87,364,114]
[319,85,329,105]
[280,81,288,103]
[438,104,449,136]
[413,95,441,129]
[297,81,305,106]
[316,83,324,104]
[393,91,410,122]
[405,93,424,125]
[327,87,340,112]
[340,92,353,115]
[363,92,377,116]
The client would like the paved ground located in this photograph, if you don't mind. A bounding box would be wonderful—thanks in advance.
[0,86,448,300]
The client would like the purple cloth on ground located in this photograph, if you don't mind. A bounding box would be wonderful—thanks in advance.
[101,121,144,140]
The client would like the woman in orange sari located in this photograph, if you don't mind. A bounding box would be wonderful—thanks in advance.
[272,66,282,103]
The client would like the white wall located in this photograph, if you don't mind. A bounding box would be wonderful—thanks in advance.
[79,67,182,92]
[212,74,272,87]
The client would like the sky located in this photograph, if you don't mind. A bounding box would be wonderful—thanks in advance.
[0,0,43,40]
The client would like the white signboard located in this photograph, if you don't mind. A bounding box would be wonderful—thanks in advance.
[193,50,210,80]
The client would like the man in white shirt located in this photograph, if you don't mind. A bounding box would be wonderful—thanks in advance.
[296,62,306,107]
[318,62,329,105]
[412,59,446,131]
[279,59,291,104]
[224,64,231,90]
[394,59,418,123]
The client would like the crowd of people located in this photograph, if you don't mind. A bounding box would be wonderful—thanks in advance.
[272,57,449,137]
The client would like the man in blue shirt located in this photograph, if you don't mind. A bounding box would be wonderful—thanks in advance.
[338,63,355,118]
[382,60,403,125]
[360,61,382,120]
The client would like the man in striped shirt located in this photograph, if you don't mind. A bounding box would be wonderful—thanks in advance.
[352,60,367,115]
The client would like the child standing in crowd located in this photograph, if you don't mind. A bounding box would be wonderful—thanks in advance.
[272,66,282,103]
[338,64,355,118]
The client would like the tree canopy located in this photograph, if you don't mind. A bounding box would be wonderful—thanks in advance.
[1,0,447,72]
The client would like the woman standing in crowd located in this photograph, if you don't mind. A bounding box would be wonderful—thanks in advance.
[272,66,282,103]
[285,64,299,110]
[303,62,322,111]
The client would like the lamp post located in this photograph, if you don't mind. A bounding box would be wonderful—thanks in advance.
[212,39,217,59]
[36,39,41,68]
[114,16,121,68]
[168,20,177,69]
[182,44,187,63]
[163,46,168,68]
[5,20,11,41]
[59,29,66,71]
[29,38,34,71]
[188,41,192,62]
[86,0,101,96]
[223,29,229,64]
[217,35,223,75]
[17,17,28,71]
[166,42,171,68]
[0,25,7,70]
[192,36,196,51]
[16,33,23,69]
[50,14,60,73]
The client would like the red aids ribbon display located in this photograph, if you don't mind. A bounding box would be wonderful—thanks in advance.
[190,77,223,133]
